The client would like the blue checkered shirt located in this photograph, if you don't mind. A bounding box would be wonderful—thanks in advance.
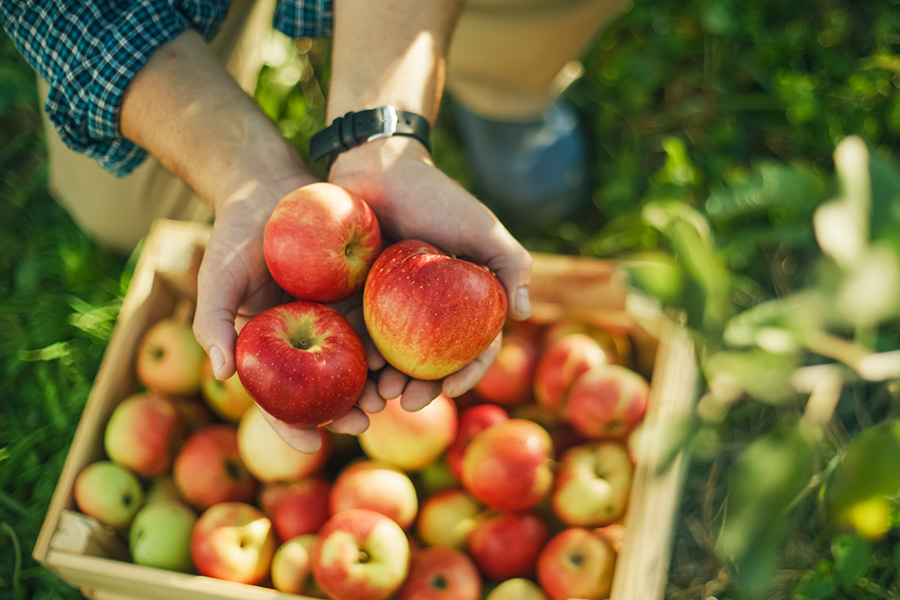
[1,1,333,176]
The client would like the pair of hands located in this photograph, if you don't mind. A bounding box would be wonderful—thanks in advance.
[192,136,533,453]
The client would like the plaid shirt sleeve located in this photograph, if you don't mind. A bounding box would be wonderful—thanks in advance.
[274,0,333,39]
[1,1,230,176]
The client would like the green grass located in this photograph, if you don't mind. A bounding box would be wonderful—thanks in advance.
[2,0,900,598]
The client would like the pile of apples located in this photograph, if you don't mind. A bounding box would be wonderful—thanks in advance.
[72,183,652,600]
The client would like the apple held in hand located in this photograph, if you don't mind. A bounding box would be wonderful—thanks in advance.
[461,418,554,511]
[264,182,382,303]
[191,502,276,585]
[536,527,617,600]
[235,301,368,427]
[311,508,411,600]
[136,317,207,395]
[551,440,634,528]
[363,239,507,380]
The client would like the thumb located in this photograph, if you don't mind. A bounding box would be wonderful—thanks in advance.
[483,237,533,322]
[192,253,242,381]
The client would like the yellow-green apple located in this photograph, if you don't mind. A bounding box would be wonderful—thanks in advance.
[271,534,318,594]
[330,460,418,529]
[263,478,332,541]
[200,356,255,422]
[566,364,650,439]
[363,239,507,380]
[135,317,206,395]
[416,488,482,549]
[536,527,616,600]
[446,403,508,481]
[145,475,183,505]
[461,418,554,511]
[173,424,258,510]
[263,182,382,303]
[128,500,197,572]
[236,405,329,482]
[235,301,367,427]
[74,461,144,529]
[551,440,634,527]
[485,577,550,600]
[475,332,539,406]
[397,546,482,600]
[104,391,183,478]
[533,332,610,414]
[466,510,550,581]
[191,502,276,585]
[311,508,411,600]
[359,394,457,471]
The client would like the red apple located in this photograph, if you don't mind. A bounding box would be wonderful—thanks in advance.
[264,182,382,303]
[237,405,329,482]
[311,508,411,600]
[416,488,482,549]
[475,332,539,406]
[359,394,458,471]
[74,461,144,529]
[363,239,507,380]
[191,502,276,585]
[446,403,509,481]
[271,534,318,594]
[485,578,550,600]
[264,478,332,541]
[533,332,610,414]
[135,317,206,395]
[104,391,183,478]
[467,510,550,581]
[330,460,419,529]
[551,440,634,527]
[397,546,482,600]
[173,424,258,510]
[235,301,368,427]
[461,418,554,511]
[536,528,617,600]
[566,364,650,438]
[200,355,255,422]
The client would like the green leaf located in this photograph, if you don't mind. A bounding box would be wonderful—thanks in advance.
[792,559,837,600]
[704,349,798,404]
[823,419,900,540]
[830,534,870,590]
[716,427,816,596]
[705,162,826,223]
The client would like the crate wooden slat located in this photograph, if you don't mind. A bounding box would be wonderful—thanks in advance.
[34,219,697,600]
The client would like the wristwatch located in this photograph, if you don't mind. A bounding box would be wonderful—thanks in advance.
[309,106,431,164]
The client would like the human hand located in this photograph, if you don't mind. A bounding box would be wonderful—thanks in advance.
[329,136,533,411]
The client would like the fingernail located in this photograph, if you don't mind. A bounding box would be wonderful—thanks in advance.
[209,346,226,379]
[514,287,531,318]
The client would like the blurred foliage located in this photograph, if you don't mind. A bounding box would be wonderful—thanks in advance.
[2,0,900,598]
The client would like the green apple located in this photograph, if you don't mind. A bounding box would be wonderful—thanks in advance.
[129,501,197,572]
[74,460,144,529]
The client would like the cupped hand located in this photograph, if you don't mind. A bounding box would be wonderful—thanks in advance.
[329,136,533,410]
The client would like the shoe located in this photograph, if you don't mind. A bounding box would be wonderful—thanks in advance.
[451,99,591,231]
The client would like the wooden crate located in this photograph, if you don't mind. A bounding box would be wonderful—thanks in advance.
[33,219,697,600]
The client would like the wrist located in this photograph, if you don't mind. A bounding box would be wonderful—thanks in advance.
[328,135,433,198]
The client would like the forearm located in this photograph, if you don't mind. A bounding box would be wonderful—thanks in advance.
[328,0,462,125]
[120,29,309,208]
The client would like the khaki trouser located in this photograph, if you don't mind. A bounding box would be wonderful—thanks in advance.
[40,0,631,254]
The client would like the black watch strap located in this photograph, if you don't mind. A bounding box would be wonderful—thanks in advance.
[309,106,431,163]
